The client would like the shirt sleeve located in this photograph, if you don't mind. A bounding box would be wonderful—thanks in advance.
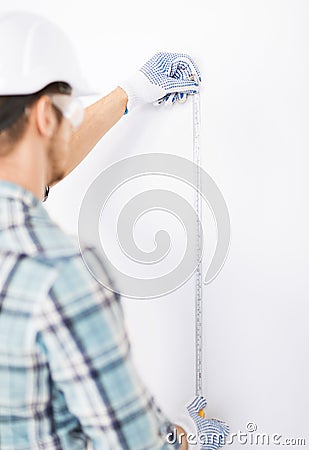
[37,247,181,450]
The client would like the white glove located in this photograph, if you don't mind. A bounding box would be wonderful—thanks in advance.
[119,52,201,113]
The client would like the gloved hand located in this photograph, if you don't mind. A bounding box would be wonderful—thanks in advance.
[187,396,229,450]
[119,52,201,113]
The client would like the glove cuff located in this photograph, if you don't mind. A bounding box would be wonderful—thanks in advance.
[118,71,164,113]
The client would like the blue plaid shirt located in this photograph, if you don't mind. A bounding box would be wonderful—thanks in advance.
[0,181,180,450]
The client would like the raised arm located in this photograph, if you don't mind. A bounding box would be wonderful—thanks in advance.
[51,52,200,187]
[54,86,128,183]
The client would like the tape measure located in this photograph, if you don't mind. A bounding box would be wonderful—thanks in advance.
[192,86,204,405]
[189,73,230,434]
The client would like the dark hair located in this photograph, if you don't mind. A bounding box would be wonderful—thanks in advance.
[0,82,72,154]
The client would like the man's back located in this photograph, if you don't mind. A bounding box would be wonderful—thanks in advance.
[0,180,178,450]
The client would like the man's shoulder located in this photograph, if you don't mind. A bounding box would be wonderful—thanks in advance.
[30,223,102,280]
[0,214,92,276]
[36,223,81,261]
[0,206,79,259]
[33,237,119,314]
[0,207,116,298]
[31,226,114,299]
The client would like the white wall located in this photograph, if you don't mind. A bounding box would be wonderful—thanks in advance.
[2,1,309,447]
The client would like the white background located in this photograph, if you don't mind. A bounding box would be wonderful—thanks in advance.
[1,1,309,448]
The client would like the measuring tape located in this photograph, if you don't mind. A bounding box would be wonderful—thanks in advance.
[192,87,204,410]
[187,70,230,439]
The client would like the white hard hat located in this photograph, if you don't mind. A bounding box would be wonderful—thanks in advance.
[0,11,95,96]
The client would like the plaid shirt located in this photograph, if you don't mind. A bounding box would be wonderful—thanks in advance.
[0,180,180,450]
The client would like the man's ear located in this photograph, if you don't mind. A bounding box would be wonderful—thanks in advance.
[33,95,58,138]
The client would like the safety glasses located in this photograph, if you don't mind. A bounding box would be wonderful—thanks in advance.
[49,94,84,130]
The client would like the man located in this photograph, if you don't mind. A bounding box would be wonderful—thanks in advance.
[0,11,206,450]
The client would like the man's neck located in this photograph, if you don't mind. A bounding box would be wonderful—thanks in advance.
[0,138,47,201]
